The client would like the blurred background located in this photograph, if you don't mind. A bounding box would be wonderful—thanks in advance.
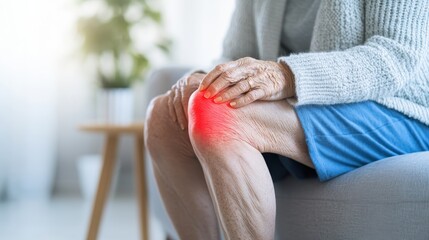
[0,0,234,239]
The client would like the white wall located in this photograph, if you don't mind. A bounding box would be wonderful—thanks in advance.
[162,0,235,68]
[0,0,63,199]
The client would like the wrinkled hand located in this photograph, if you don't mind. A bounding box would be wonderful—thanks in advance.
[199,57,295,108]
[168,72,206,130]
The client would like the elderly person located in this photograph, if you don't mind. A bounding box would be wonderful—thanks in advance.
[145,0,429,239]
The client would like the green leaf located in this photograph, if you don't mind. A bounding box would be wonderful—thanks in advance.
[130,53,150,80]
[77,15,131,55]
[105,0,133,9]
[156,38,172,54]
[76,0,169,87]
[98,71,131,89]
[142,2,162,23]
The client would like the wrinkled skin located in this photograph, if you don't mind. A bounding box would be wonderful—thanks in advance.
[200,57,295,108]
[167,72,206,130]
[145,59,312,240]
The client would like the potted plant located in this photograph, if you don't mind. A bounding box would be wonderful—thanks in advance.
[76,0,170,123]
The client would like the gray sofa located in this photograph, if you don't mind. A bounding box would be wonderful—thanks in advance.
[143,67,429,240]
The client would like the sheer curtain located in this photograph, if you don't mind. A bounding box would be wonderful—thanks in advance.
[0,0,76,200]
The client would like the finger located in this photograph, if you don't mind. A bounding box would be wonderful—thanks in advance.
[199,61,239,91]
[167,90,176,122]
[214,78,254,103]
[206,68,253,99]
[173,88,187,130]
[180,87,190,120]
[230,88,265,108]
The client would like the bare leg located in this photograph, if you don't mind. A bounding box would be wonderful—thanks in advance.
[145,94,220,240]
[187,91,312,240]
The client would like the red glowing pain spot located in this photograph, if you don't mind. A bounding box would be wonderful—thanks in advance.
[188,91,234,141]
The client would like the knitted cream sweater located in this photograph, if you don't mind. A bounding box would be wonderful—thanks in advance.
[222,0,429,126]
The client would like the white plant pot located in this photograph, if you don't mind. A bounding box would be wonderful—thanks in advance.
[77,154,120,201]
[96,88,134,124]
[77,155,101,201]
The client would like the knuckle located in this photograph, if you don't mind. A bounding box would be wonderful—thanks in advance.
[242,57,254,63]
[238,81,248,91]
[207,82,228,95]
[209,84,220,93]
[181,88,187,97]
[200,79,208,88]
[173,93,180,102]
[223,91,235,100]
[222,70,235,80]
[184,76,191,85]
[249,91,261,101]
[223,88,234,97]
[180,86,189,95]
[221,93,230,99]
[247,94,256,101]
[188,76,199,85]
[173,95,179,103]
[215,64,226,72]
[260,89,268,97]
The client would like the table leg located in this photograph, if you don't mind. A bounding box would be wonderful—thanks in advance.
[86,134,119,240]
[134,133,149,240]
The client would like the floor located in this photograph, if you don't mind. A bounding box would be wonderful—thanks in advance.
[0,197,166,240]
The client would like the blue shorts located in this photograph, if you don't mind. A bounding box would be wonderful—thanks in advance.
[263,101,429,182]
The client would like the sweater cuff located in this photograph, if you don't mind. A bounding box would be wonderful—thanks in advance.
[279,54,341,105]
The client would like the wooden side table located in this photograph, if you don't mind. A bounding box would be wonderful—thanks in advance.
[80,123,148,240]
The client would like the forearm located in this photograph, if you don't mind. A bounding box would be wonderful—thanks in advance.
[278,0,429,105]
[279,37,426,105]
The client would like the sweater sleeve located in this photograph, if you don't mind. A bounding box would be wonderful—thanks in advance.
[279,0,429,105]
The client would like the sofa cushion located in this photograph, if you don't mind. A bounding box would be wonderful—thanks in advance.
[274,151,429,240]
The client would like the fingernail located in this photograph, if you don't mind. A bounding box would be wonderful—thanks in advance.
[214,97,222,103]
[204,92,211,98]
[199,84,205,91]
[230,102,236,107]
[180,124,185,130]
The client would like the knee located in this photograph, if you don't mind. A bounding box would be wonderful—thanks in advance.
[144,94,170,156]
[187,91,253,152]
[188,91,232,144]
